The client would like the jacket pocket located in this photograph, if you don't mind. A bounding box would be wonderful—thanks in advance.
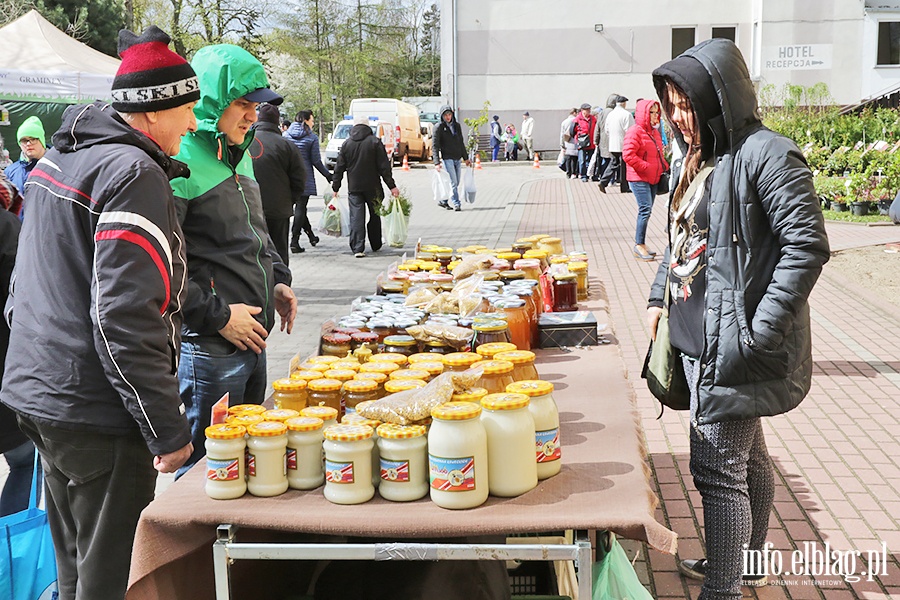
[714,289,789,386]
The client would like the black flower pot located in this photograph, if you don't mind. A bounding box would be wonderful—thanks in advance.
[850,201,870,216]
[878,199,892,216]
[831,201,848,212]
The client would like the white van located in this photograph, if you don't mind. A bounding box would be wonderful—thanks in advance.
[324,117,395,169]
[349,98,426,163]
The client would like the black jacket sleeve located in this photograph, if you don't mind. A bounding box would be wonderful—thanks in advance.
[432,125,443,165]
[332,147,346,193]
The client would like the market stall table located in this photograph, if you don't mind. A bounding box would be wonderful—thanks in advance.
[126,307,676,600]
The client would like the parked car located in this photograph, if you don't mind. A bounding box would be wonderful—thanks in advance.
[349,98,426,163]
[421,122,434,161]
[324,117,395,169]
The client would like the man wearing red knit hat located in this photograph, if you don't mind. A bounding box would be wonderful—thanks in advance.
[1,25,198,600]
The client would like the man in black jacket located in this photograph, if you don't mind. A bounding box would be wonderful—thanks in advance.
[250,103,307,265]
[332,115,399,257]
[432,105,471,211]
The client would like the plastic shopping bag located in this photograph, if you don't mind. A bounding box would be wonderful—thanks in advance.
[0,452,58,600]
[317,198,343,237]
[592,538,653,600]
[462,168,477,204]
[432,170,452,203]
[383,197,409,248]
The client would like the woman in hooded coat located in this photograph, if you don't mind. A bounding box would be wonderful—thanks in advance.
[646,39,830,599]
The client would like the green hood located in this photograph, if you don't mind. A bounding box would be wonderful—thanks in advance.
[17,116,45,145]
[190,44,272,138]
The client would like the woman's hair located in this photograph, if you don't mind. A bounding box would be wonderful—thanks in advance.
[296,110,313,123]
[659,78,703,213]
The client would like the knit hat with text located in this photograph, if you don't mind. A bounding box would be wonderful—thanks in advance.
[111,26,200,112]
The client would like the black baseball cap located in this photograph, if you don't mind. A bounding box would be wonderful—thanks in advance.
[243,87,283,106]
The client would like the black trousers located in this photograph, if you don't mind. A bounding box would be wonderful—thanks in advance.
[266,216,291,267]
[291,194,313,245]
[18,415,156,600]
[601,151,629,190]
[348,190,382,254]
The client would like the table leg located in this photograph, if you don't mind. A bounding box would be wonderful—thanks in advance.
[214,524,237,600]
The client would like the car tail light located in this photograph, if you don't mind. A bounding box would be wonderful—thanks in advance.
[396,124,401,143]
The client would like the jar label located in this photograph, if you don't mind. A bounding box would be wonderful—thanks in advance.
[429,455,476,492]
[247,453,256,477]
[325,460,355,484]
[536,428,561,462]
[286,447,297,470]
[206,458,241,481]
[380,459,410,482]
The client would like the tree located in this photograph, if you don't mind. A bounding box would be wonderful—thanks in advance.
[38,0,125,56]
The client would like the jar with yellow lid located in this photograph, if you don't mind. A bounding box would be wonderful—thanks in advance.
[369,352,410,366]
[284,417,325,490]
[246,421,289,497]
[204,424,247,500]
[323,369,356,383]
[290,370,322,383]
[263,408,300,423]
[272,378,308,411]
[475,342,518,359]
[377,424,429,502]
[529,234,550,241]
[382,336,418,357]
[353,371,388,396]
[411,361,444,380]
[383,379,427,394]
[537,237,564,255]
[340,411,382,488]
[359,360,400,377]
[507,380,560,479]
[494,350,539,381]
[331,360,361,372]
[398,262,420,272]
[307,378,344,418]
[471,359,516,394]
[308,355,341,365]
[227,403,266,418]
[450,388,488,403]
[442,351,482,372]
[342,379,379,414]
[389,368,430,382]
[320,333,352,357]
[428,402,488,509]
[568,261,589,301]
[300,405,339,429]
[225,413,264,428]
[480,393,537,497]
[298,362,331,373]
[323,424,375,504]
[522,249,550,271]
[472,320,512,349]
[409,351,441,364]
[496,252,522,262]
[552,272,578,312]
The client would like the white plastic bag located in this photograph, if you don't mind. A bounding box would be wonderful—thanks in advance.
[432,169,452,203]
[462,168,477,204]
[316,194,351,237]
[383,197,409,248]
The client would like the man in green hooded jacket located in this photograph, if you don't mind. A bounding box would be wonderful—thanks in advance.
[171,44,297,475]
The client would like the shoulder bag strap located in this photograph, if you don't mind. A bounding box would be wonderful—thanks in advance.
[29,448,40,509]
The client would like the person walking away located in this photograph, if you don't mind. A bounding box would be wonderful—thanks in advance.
[599,95,634,193]
[623,99,668,260]
[490,115,502,162]
[331,115,399,258]
[0,26,198,599]
[647,38,830,600]
[432,105,470,211]
[249,103,307,266]
[521,111,535,160]
[285,110,330,253]
[171,43,297,476]
[559,108,577,172]
[589,94,618,181]
[4,115,47,218]
[572,103,597,182]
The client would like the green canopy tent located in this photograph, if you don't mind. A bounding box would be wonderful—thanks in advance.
[0,10,119,162]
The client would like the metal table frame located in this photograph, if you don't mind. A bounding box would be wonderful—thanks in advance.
[213,524,595,599]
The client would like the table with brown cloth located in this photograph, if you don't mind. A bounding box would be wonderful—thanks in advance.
[126,307,676,600]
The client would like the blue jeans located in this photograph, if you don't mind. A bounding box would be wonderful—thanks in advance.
[491,145,499,161]
[177,337,267,478]
[0,440,41,516]
[442,159,462,208]
[578,148,594,180]
[630,180,657,245]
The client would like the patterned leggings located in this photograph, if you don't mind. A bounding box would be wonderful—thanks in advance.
[683,356,775,599]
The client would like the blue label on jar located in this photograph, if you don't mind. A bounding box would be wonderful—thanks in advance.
[429,455,476,491]
[380,458,410,482]
[325,459,354,484]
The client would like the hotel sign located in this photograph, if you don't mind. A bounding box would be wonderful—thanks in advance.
[764,44,833,70]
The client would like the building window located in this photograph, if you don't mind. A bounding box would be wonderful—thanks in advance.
[672,28,696,59]
[712,27,736,43]
[878,21,900,65]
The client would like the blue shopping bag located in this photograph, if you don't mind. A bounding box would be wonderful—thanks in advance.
[0,451,58,600]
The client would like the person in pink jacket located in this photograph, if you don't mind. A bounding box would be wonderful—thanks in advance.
[623,99,669,260]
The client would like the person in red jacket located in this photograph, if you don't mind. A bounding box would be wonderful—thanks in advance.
[623,99,669,260]
[571,103,597,181]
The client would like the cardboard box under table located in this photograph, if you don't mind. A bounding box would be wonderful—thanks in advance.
[126,317,676,600]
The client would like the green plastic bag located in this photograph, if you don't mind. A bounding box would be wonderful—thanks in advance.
[383,197,409,247]
[592,539,653,600]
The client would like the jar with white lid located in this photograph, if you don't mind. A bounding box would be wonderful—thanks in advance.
[285,417,325,490]
[300,405,339,429]
[204,423,247,500]
[428,402,489,509]
[507,380,561,479]
[377,424,428,502]
[341,410,382,488]
[323,424,375,505]
[246,421,289,497]
[480,393,537,497]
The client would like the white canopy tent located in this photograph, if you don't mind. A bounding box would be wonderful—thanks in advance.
[0,10,120,102]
